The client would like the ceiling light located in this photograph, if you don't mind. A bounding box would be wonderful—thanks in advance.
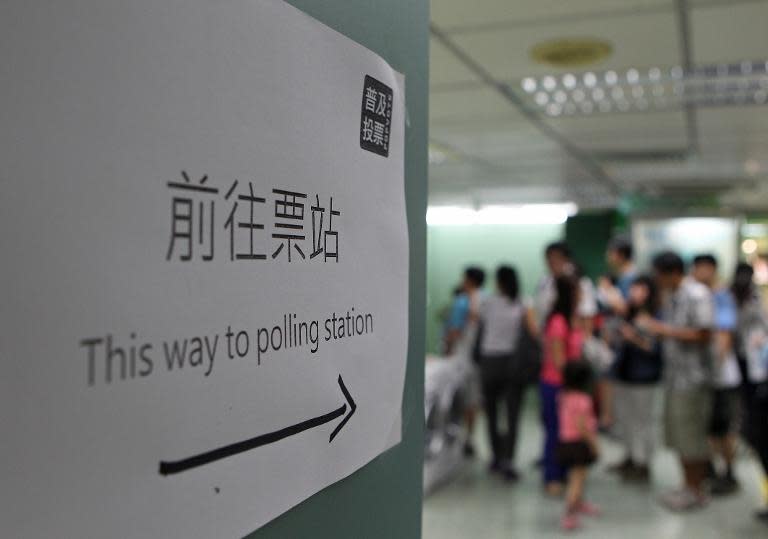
[652,84,665,97]
[543,76,557,91]
[742,238,758,255]
[648,67,661,81]
[522,77,537,93]
[583,72,597,87]
[572,89,586,102]
[554,90,567,103]
[580,102,594,114]
[611,87,624,100]
[426,206,477,226]
[476,204,578,225]
[632,86,644,98]
[562,74,577,88]
[546,103,562,116]
[427,204,578,226]
[626,68,640,83]
[670,66,683,79]
[604,71,618,85]
[534,91,549,106]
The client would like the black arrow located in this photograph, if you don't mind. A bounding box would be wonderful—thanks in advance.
[159,375,356,476]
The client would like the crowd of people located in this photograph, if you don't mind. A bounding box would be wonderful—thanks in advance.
[440,238,768,532]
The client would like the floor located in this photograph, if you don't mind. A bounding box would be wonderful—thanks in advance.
[422,390,766,539]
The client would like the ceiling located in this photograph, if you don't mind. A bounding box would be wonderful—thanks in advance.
[428,0,768,212]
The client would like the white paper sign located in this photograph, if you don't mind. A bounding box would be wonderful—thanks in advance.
[0,1,408,537]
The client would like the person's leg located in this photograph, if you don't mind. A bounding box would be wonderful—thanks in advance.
[599,378,614,428]
[682,459,709,495]
[562,466,587,530]
[608,382,634,473]
[503,381,526,476]
[482,378,501,468]
[626,385,653,480]
[540,382,564,492]
[750,385,768,517]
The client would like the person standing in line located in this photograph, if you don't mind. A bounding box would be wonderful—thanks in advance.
[639,251,714,511]
[611,275,663,482]
[598,237,638,434]
[444,267,485,356]
[444,266,486,458]
[540,275,585,496]
[534,242,598,331]
[732,262,768,524]
[692,254,741,496]
[477,265,538,482]
[558,361,601,531]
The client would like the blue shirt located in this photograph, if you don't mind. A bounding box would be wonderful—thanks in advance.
[447,293,470,331]
[616,269,637,300]
[713,288,737,331]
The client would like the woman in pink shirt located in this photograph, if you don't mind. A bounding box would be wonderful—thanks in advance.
[540,276,584,495]
[558,361,600,531]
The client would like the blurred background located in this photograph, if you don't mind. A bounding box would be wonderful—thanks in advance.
[422,1,768,537]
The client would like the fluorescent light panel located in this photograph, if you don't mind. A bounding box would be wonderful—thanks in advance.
[426,203,577,226]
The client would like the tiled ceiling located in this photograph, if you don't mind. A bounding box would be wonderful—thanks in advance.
[429,0,768,210]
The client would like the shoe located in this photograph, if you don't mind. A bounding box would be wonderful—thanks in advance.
[463,442,476,458]
[561,513,582,531]
[705,461,718,480]
[710,475,740,496]
[488,459,503,474]
[607,458,634,475]
[659,488,709,512]
[502,468,521,483]
[576,500,602,517]
[622,464,650,483]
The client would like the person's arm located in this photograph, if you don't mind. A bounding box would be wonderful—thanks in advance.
[525,307,540,339]
[550,338,566,371]
[466,290,482,324]
[577,413,599,456]
[636,314,711,343]
[620,322,654,352]
[598,277,628,316]
[714,330,733,365]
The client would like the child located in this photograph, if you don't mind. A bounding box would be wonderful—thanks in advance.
[558,361,600,531]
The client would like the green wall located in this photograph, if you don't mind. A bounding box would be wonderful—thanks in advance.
[426,224,564,354]
[565,210,618,281]
[248,1,427,538]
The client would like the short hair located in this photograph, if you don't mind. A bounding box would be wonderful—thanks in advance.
[545,241,572,259]
[563,360,594,392]
[496,265,519,301]
[608,237,633,261]
[464,266,486,287]
[693,253,718,268]
[652,251,685,275]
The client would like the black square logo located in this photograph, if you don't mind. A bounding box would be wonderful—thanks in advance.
[360,75,393,157]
